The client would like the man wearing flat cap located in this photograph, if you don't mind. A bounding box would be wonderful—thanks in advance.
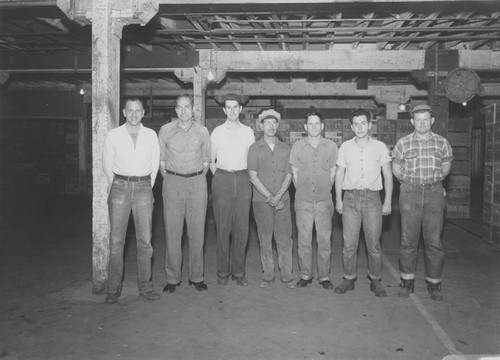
[247,109,295,289]
[210,93,255,286]
[392,104,453,301]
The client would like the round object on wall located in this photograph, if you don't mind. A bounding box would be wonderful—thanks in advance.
[444,68,481,103]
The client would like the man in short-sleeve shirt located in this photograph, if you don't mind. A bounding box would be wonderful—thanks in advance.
[290,110,337,290]
[392,104,453,301]
[248,109,294,289]
[210,93,255,286]
[334,109,393,297]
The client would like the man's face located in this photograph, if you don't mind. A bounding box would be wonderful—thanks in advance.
[411,111,434,135]
[351,115,371,139]
[123,100,144,127]
[223,100,242,121]
[175,96,194,122]
[260,118,278,137]
[304,115,324,137]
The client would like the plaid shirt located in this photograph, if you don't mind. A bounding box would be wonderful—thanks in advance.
[393,131,453,185]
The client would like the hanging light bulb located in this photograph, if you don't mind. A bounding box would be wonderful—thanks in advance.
[462,101,467,106]
[207,69,215,81]
[398,103,407,111]
[79,88,85,95]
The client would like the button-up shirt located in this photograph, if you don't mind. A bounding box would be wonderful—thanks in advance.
[290,137,338,202]
[336,136,391,191]
[102,123,160,187]
[392,131,453,185]
[158,119,211,174]
[247,137,292,202]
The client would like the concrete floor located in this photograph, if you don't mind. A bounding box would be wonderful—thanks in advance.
[1,191,499,360]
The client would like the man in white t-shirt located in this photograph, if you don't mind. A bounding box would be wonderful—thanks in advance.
[210,93,255,286]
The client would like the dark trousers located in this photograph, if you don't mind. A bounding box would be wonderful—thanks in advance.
[212,170,252,279]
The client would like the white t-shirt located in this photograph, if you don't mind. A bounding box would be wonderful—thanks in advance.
[211,122,255,171]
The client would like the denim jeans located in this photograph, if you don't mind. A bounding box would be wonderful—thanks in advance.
[399,182,445,283]
[107,178,154,294]
[341,190,383,280]
[163,173,207,284]
[252,200,293,283]
[212,170,252,279]
[294,199,333,282]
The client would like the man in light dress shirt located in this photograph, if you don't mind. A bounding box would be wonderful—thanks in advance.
[158,94,211,293]
[290,110,337,290]
[334,109,393,297]
[210,93,255,286]
[102,98,161,304]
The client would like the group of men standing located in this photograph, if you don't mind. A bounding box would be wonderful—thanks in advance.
[102,94,453,305]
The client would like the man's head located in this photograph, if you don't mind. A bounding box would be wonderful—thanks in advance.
[350,109,372,139]
[410,104,435,136]
[123,98,145,127]
[175,94,194,122]
[222,93,242,122]
[304,111,324,138]
[258,109,281,137]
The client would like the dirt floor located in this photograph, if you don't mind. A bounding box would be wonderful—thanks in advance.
[1,193,499,360]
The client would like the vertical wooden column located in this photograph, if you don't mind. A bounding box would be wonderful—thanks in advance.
[193,65,207,124]
[428,81,450,138]
[91,0,123,293]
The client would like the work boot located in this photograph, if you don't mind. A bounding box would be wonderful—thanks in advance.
[334,278,356,294]
[397,278,415,298]
[369,277,387,297]
[426,281,444,301]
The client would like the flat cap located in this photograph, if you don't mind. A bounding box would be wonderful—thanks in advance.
[258,109,281,123]
[411,104,432,114]
[221,93,243,104]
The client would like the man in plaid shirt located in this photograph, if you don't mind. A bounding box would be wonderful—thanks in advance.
[392,104,453,301]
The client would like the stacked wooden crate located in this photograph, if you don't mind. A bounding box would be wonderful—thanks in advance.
[483,104,500,244]
[446,116,472,219]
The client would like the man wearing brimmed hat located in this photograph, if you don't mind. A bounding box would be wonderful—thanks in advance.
[102,98,161,304]
[158,94,211,294]
[247,108,295,289]
[392,104,453,301]
[210,93,255,286]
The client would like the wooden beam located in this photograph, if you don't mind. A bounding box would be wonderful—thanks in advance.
[90,0,122,294]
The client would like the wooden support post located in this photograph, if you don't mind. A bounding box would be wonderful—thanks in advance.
[193,66,206,124]
[91,0,123,294]
[428,80,449,138]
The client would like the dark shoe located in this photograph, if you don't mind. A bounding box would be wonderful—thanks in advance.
[426,281,444,301]
[140,289,161,301]
[189,280,208,291]
[231,275,248,286]
[397,278,415,298]
[163,282,181,294]
[319,279,334,290]
[105,292,120,305]
[296,278,313,288]
[369,278,388,297]
[334,278,356,294]
[217,277,229,286]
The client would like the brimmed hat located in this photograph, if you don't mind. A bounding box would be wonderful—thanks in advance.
[221,93,243,104]
[411,104,432,114]
[258,109,281,123]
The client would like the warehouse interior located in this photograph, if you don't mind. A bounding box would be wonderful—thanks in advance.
[1,0,500,359]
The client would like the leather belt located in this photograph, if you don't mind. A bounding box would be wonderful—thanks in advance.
[114,174,150,182]
[166,169,204,178]
[216,168,247,174]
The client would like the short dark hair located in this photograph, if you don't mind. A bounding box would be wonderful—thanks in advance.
[176,94,194,107]
[123,97,145,109]
[349,109,372,124]
[412,108,434,118]
[305,111,323,123]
